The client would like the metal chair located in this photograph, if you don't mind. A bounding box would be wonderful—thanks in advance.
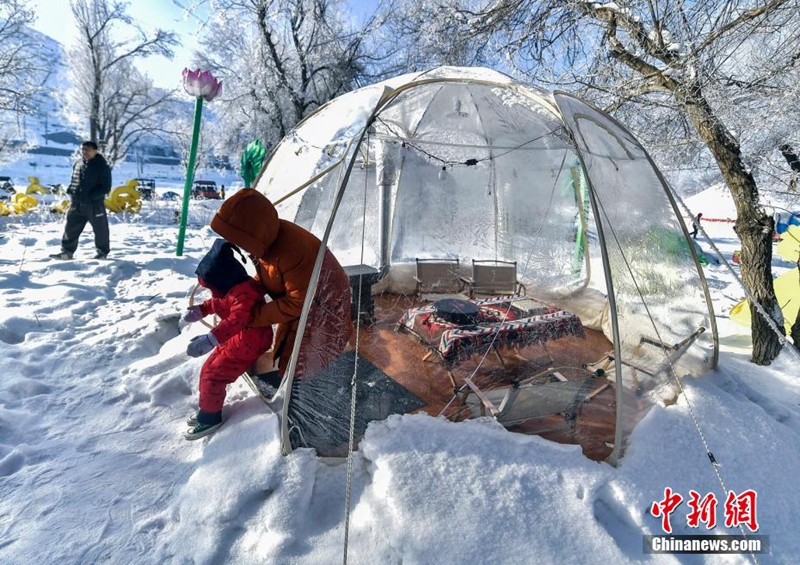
[414,258,462,299]
[461,259,525,298]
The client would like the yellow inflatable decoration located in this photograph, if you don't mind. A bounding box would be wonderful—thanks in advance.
[25,176,48,195]
[0,201,10,216]
[104,180,142,213]
[11,192,38,214]
[730,225,800,333]
[51,200,71,214]
[776,224,800,264]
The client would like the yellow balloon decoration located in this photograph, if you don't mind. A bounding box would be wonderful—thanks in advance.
[26,176,48,195]
[730,227,800,334]
[104,180,142,213]
[11,192,38,214]
[51,200,71,214]
[776,225,800,264]
[730,269,800,335]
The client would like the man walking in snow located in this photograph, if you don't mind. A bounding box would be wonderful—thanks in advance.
[49,141,112,260]
[689,212,703,239]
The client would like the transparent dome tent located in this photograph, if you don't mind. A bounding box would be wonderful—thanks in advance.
[251,66,718,464]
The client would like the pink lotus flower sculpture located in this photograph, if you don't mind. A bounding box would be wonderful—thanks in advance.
[176,68,222,256]
[182,68,222,102]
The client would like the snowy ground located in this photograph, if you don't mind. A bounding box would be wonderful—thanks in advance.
[0,189,799,565]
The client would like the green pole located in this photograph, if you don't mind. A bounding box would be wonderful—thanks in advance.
[176,96,204,256]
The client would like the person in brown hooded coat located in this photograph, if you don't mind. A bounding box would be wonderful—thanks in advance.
[210,189,352,381]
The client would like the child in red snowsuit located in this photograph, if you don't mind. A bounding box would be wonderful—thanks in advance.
[181,238,274,440]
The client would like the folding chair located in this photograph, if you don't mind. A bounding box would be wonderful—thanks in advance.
[460,259,525,298]
[583,327,707,395]
[463,375,601,434]
[414,258,463,299]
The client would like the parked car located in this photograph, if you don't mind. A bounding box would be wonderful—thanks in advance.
[191,180,222,200]
[0,176,14,200]
[135,178,156,200]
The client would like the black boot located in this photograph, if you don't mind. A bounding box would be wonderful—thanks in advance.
[184,410,223,440]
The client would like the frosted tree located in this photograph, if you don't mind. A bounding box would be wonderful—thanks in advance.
[65,0,179,167]
[396,0,800,364]
[0,0,49,159]
[159,104,229,178]
[191,0,398,153]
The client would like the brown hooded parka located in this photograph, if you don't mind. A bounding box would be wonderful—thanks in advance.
[210,189,352,378]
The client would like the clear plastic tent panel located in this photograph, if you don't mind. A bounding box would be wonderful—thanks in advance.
[286,140,382,268]
[554,93,717,452]
[255,82,391,220]
[376,82,575,266]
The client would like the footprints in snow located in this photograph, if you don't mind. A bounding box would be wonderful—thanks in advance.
[0,446,27,477]
[592,482,647,560]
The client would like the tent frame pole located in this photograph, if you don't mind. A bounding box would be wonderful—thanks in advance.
[279,87,397,455]
[555,111,626,466]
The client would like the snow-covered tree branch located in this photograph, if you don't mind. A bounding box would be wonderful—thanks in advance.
[188,0,402,154]
[0,0,50,160]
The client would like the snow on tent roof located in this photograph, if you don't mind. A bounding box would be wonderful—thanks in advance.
[250,66,718,464]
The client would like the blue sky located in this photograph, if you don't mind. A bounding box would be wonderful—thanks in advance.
[31,0,210,90]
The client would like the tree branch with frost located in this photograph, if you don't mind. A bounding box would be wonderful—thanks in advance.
[575,0,682,66]
[689,0,790,57]
[601,12,680,93]
[0,0,48,114]
[66,0,180,163]
[185,0,397,152]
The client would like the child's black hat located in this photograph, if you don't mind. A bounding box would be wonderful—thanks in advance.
[195,238,250,295]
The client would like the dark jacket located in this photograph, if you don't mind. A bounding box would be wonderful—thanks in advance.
[68,154,112,203]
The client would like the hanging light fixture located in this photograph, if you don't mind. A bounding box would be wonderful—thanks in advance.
[438,166,448,180]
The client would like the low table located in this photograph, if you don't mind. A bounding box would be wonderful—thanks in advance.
[396,295,585,367]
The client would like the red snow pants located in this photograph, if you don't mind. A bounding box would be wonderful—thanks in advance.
[198,326,274,413]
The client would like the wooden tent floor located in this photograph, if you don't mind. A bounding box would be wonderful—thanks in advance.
[352,294,620,462]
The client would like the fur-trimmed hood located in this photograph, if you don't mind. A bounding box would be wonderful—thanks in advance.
[210,189,279,258]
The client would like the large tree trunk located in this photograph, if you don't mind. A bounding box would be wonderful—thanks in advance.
[679,84,783,364]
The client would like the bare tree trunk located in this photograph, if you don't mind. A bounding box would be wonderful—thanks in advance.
[90,87,100,143]
[680,85,782,364]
